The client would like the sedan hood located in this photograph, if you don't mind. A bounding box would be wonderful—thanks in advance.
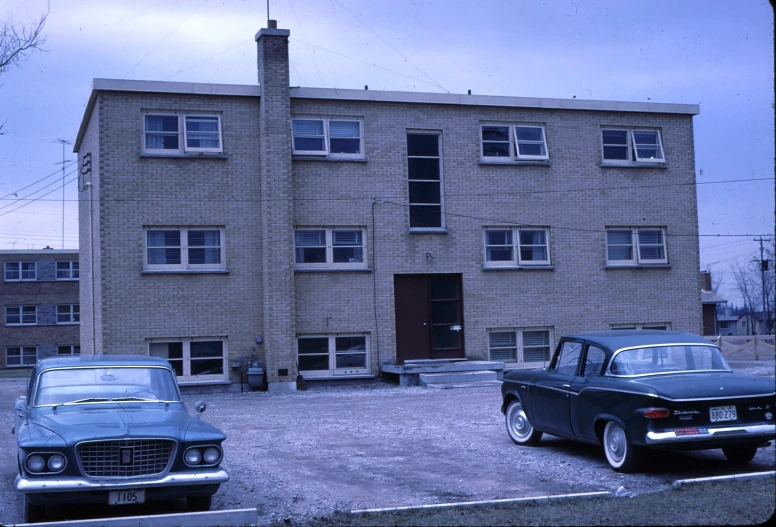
[21,403,220,447]
[635,372,776,400]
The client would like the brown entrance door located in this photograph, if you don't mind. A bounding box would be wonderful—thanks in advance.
[394,274,464,363]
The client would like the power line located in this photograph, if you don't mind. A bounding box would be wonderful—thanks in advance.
[0,166,79,211]
[0,161,75,201]
[0,172,79,219]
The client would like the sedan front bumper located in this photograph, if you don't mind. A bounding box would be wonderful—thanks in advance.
[16,468,229,494]
[646,423,776,445]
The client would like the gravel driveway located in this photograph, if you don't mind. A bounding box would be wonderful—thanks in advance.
[0,360,774,525]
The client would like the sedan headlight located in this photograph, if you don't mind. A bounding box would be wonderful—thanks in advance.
[203,447,222,465]
[184,448,202,466]
[26,455,46,473]
[47,454,66,472]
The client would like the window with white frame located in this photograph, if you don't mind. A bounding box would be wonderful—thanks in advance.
[291,118,363,158]
[488,328,553,367]
[144,113,222,154]
[5,306,37,325]
[297,335,369,378]
[610,323,670,331]
[148,338,227,382]
[601,128,664,164]
[481,124,548,161]
[606,228,667,266]
[57,345,80,356]
[407,132,444,229]
[56,260,79,280]
[56,304,80,324]
[484,228,550,267]
[145,228,225,271]
[4,261,36,281]
[294,228,366,269]
[6,346,37,367]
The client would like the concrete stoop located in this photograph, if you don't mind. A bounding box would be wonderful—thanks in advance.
[381,360,505,388]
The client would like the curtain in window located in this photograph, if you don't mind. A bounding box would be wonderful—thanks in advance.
[147,231,181,264]
[188,230,221,264]
[523,330,550,362]
[145,115,179,150]
[489,331,517,362]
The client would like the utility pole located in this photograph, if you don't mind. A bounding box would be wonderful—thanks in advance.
[55,139,72,249]
[753,237,771,336]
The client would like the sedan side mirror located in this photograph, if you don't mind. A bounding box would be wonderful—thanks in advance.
[194,400,207,419]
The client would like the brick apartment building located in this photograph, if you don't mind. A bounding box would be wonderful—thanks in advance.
[73,23,702,392]
[1,249,80,369]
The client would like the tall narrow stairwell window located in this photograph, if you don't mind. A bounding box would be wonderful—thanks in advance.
[407,132,444,230]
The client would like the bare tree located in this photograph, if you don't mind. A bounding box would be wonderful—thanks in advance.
[731,259,757,335]
[0,7,48,76]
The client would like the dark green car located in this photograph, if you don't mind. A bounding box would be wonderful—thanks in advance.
[501,331,776,473]
[13,355,229,523]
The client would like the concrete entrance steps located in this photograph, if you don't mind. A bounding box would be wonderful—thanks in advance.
[381,360,505,388]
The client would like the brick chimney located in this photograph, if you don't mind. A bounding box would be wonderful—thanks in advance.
[255,22,296,393]
[700,270,712,291]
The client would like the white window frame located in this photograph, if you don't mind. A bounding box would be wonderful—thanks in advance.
[601,128,664,164]
[5,306,37,326]
[56,260,79,280]
[606,228,668,266]
[291,118,364,159]
[143,113,223,155]
[147,338,228,383]
[6,346,37,367]
[487,328,553,368]
[297,334,370,378]
[481,124,549,161]
[4,261,36,281]
[294,227,367,269]
[144,227,226,271]
[57,345,81,356]
[56,304,80,324]
[483,228,551,267]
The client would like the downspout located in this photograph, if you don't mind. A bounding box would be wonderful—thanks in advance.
[371,199,381,371]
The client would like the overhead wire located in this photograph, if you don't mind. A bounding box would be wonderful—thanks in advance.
[0,171,79,218]
[0,161,76,201]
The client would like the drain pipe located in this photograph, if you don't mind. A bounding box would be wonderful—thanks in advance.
[371,199,381,370]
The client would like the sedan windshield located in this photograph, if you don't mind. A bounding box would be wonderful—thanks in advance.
[34,366,181,406]
[610,345,731,376]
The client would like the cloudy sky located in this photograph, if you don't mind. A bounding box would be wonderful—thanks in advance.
[0,0,773,305]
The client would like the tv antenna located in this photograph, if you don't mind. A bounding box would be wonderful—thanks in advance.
[54,139,73,249]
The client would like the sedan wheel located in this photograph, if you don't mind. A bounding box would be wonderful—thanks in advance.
[722,445,758,464]
[603,421,640,473]
[505,400,543,446]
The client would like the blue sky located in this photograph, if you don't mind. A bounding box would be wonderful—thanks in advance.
[0,0,773,305]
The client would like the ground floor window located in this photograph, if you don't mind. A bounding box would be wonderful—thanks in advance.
[6,346,37,367]
[57,345,80,356]
[488,328,553,368]
[148,338,227,382]
[610,323,670,331]
[297,334,370,378]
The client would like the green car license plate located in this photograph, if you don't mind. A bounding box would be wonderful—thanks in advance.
[709,405,737,423]
[108,489,145,505]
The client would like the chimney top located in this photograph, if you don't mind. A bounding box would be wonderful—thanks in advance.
[268,19,277,29]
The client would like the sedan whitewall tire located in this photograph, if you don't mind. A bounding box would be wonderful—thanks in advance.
[505,400,543,446]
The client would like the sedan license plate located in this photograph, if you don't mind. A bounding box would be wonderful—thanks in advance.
[709,405,737,423]
[108,490,145,505]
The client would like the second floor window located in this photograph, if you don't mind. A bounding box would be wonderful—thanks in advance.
[407,132,444,230]
[291,118,363,158]
[56,260,79,280]
[606,228,668,266]
[601,128,664,164]
[145,228,224,271]
[6,306,37,325]
[57,304,80,324]
[5,261,36,281]
[481,124,548,161]
[144,114,222,154]
[294,228,366,269]
[484,228,550,267]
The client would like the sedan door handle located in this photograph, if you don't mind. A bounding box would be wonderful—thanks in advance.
[562,384,571,388]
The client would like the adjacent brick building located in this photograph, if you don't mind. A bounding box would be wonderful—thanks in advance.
[73,23,703,392]
[1,249,80,369]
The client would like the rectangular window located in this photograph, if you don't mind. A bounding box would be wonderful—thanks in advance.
[606,228,667,266]
[56,260,79,280]
[297,335,369,378]
[57,345,80,356]
[611,323,670,331]
[488,328,552,367]
[56,304,80,324]
[4,261,36,281]
[481,124,548,161]
[145,228,224,271]
[601,128,664,164]
[144,113,222,154]
[294,228,366,269]
[6,346,37,367]
[291,118,363,158]
[148,338,226,382]
[407,132,443,229]
[5,306,37,326]
[484,228,550,267]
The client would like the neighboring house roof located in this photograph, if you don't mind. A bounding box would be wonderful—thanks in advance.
[718,315,739,322]
[0,249,78,255]
[701,290,727,305]
[737,312,775,322]
[74,78,701,152]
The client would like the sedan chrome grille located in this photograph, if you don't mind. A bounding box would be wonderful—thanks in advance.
[77,439,174,478]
